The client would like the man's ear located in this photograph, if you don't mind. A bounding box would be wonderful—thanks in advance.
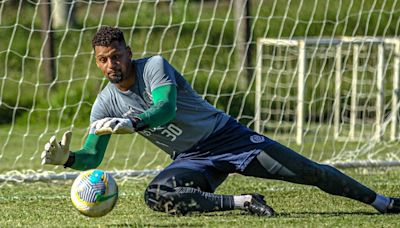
[95,59,100,68]
[126,46,132,58]
[94,46,100,67]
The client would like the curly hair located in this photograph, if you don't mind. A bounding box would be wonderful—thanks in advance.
[92,26,126,49]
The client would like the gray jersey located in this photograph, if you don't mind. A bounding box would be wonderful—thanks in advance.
[90,55,230,157]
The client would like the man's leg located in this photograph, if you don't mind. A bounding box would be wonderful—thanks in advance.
[144,166,235,215]
[144,165,274,216]
[239,142,396,212]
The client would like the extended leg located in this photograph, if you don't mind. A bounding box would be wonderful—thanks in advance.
[240,143,377,204]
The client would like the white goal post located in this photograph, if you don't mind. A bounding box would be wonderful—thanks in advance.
[255,36,400,165]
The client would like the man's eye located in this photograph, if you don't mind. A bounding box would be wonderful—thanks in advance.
[99,57,107,63]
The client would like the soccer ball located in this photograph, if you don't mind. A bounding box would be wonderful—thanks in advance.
[70,169,118,217]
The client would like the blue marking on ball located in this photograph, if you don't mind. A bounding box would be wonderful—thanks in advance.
[89,170,104,184]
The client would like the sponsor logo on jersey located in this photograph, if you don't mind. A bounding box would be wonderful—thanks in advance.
[122,106,138,117]
[250,135,265,143]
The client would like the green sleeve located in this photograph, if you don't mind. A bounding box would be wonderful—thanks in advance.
[136,84,177,129]
[70,133,110,171]
[69,85,175,170]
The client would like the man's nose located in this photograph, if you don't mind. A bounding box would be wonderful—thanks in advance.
[107,58,117,68]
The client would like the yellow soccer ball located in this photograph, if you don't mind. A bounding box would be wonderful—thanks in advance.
[70,169,118,217]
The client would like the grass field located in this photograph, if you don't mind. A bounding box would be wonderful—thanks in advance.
[2,122,400,226]
[1,0,400,226]
[1,168,400,227]
[1,122,400,226]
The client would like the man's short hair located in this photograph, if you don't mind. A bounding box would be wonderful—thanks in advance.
[92,26,126,49]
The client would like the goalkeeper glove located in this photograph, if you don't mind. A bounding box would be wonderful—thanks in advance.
[41,131,72,166]
[93,117,136,135]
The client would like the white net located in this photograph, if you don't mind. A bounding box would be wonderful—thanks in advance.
[256,37,400,165]
[0,0,400,182]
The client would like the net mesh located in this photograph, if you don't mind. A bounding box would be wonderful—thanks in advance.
[0,0,400,181]
[256,38,400,164]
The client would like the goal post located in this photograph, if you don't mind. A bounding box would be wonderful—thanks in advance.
[256,36,400,164]
[388,38,400,141]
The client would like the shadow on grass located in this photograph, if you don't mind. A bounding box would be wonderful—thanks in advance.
[182,210,379,217]
[276,211,378,217]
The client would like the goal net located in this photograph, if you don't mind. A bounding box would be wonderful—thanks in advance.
[256,37,400,167]
[1,0,400,182]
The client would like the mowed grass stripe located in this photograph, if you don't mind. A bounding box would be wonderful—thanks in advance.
[1,168,400,226]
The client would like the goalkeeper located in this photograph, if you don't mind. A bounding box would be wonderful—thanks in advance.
[42,26,400,216]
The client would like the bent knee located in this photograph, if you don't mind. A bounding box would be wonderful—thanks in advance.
[144,184,182,215]
[144,185,168,211]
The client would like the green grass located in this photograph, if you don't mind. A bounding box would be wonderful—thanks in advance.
[1,0,400,226]
[1,122,400,226]
[1,168,400,227]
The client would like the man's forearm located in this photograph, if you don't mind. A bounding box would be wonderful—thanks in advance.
[65,133,110,170]
[136,84,177,129]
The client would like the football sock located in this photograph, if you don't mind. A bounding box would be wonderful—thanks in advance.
[233,195,252,209]
[371,194,391,212]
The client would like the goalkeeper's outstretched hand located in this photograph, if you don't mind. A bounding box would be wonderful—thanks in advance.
[41,131,72,165]
[93,117,136,135]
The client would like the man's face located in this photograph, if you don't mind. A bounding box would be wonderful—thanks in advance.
[94,41,132,84]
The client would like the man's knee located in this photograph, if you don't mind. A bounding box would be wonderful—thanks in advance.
[144,184,186,215]
[144,184,171,212]
[296,162,331,185]
[302,163,340,185]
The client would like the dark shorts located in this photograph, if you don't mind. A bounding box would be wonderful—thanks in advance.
[164,118,276,191]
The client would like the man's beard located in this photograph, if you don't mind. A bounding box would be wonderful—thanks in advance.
[107,72,123,83]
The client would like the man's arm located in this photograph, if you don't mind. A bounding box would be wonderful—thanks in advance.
[67,133,111,170]
[65,84,176,169]
[136,84,177,129]
[94,84,177,134]
[41,132,110,171]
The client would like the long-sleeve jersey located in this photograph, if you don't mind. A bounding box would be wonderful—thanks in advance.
[89,55,230,158]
